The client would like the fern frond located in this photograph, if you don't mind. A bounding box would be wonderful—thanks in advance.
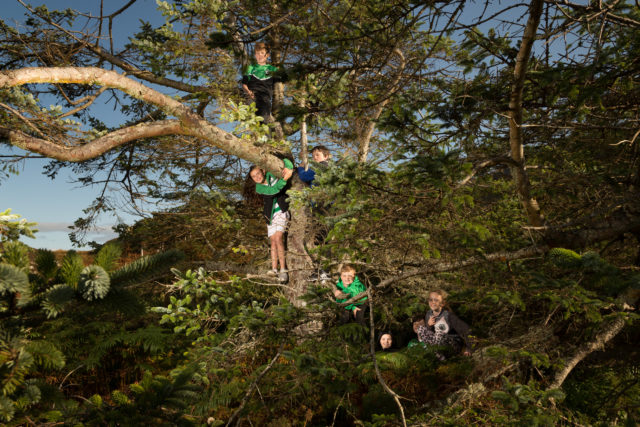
[78,265,110,301]
[94,242,122,272]
[0,262,31,306]
[41,284,75,318]
[24,340,65,371]
[110,249,184,288]
[58,251,84,288]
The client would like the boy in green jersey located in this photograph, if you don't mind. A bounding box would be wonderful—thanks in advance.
[242,42,284,122]
[333,264,368,325]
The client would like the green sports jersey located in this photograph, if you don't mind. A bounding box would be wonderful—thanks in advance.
[242,63,279,94]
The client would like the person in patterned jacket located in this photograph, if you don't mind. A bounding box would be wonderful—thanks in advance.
[413,289,472,358]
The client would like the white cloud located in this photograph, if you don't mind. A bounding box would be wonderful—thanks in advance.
[36,222,114,233]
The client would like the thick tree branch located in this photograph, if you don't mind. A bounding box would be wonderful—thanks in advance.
[17,0,208,94]
[0,120,184,161]
[0,67,287,176]
[456,156,519,187]
[357,48,406,163]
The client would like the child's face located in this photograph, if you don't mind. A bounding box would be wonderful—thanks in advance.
[340,271,355,286]
[254,48,269,65]
[311,150,328,163]
[379,334,392,349]
[428,292,444,312]
[250,168,265,184]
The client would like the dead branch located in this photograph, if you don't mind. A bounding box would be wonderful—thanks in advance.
[548,315,627,389]
[226,345,283,427]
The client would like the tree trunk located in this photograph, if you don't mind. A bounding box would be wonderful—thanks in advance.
[284,178,316,307]
[508,0,545,227]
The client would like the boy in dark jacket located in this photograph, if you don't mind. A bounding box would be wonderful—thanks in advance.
[242,42,285,123]
[297,145,331,186]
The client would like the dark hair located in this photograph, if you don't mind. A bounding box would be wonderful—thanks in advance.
[378,332,393,350]
[243,166,263,207]
[311,145,330,158]
[254,42,269,52]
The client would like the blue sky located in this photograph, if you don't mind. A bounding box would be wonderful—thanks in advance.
[1,0,163,250]
[1,0,568,250]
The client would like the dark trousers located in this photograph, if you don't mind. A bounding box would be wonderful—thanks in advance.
[339,302,368,326]
[254,91,272,123]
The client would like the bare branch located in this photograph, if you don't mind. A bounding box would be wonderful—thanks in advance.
[548,315,626,389]
[0,120,184,161]
[457,156,519,187]
[226,345,283,427]
[366,286,407,427]
[0,66,287,175]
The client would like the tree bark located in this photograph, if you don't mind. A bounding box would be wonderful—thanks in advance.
[508,0,545,227]
[0,67,286,176]
[284,178,315,307]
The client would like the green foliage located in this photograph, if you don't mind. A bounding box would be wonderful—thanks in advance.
[110,249,184,287]
[491,378,565,426]
[78,265,110,301]
[93,241,122,272]
[0,241,30,272]
[564,362,640,422]
[35,249,57,281]
[58,250,84,288]
[0,332,65,422]
[0,263,31,307]
[0,209,37,242]
[41,284,75,318]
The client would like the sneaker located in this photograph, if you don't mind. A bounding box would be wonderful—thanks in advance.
[319,270,330,285]
[278,270,289,283]
[266,269,278,277]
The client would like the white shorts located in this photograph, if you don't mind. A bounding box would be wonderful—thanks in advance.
[267,210,290,237]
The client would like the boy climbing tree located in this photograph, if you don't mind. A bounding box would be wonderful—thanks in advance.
[297,145,331,186]
[334,264,368,325]
[241,42,285,123]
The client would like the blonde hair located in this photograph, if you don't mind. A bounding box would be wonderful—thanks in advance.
[430,289,449,302]
[340,264,356,274]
